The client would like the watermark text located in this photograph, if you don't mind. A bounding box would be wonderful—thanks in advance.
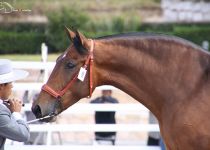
[0,1,31,14]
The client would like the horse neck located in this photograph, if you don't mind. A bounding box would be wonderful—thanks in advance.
[93,37,208,117]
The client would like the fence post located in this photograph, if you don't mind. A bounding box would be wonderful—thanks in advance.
[41,43,48,83]
[202,41,209,51]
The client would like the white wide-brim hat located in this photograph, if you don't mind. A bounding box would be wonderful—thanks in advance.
[0,59,28,84]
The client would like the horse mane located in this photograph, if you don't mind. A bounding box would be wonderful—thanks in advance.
[96,32,204,52]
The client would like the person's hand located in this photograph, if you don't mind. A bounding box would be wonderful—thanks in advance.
[5,98,23,113]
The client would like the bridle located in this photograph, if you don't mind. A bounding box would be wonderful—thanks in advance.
[41,39,94,102]
[28,39,94,123]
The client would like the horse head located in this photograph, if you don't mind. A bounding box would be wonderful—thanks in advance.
[32,27,96,121]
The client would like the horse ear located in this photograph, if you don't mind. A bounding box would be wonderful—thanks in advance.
[65,26,75,42]
[73,30,88,55]
[75,30,87,44]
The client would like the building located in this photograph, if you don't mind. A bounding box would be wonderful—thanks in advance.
[162,0,210,22]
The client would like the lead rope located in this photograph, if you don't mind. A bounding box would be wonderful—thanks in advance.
[27,114,55,124]
[27,97,62,124]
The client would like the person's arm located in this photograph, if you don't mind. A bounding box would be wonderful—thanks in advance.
[0,111,30,142]
[0,99,30,142]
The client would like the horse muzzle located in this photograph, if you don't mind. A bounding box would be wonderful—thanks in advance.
[32,98,62,122]
[32,104,57,122]
[32,104,42,118]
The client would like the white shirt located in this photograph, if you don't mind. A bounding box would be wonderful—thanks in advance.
[0,99,23,120]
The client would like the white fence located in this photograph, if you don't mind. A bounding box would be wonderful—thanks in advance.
[8,61,161,150]
[24,103,159,132]
[5,145,160,150]
[23,103,160,145]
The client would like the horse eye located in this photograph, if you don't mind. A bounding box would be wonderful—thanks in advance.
[66,62,76,69]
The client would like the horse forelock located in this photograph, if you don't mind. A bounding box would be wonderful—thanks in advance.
[55,50,68,63]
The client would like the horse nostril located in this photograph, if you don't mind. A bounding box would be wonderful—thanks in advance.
[32,105,42,118]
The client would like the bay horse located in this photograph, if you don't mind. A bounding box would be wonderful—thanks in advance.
[32,27,210,150]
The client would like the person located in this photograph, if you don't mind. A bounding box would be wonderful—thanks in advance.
[147,111,160,146]
[147,111,166,149]
[160,137,166,150]
[90,89,119,145]
[0,59,30,150]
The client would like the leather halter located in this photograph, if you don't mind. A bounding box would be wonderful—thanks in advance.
[42,39,94,99]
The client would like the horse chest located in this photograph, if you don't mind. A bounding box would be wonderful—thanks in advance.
[161,106,210,150]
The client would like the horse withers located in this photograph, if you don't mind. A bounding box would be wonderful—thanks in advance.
[32,27,210,150]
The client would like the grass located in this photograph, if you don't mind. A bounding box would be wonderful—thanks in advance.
[0,54,60,61]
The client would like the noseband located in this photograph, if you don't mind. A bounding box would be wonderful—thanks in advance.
[41,39,94,102]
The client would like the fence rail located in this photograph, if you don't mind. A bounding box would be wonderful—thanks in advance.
[5,145,160,150]
[23,103,159,146]
[29,124,159,132]
[12,61,55,69]
[23,103,149,112]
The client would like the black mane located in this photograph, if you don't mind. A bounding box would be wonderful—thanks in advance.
[96,32,204,52]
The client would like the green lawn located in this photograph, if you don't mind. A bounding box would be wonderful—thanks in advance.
[0,54,60,61]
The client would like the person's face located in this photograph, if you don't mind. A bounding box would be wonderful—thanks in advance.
[102,90,112,97]
[0,82,13,100]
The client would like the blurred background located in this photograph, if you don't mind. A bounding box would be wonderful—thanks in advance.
[0,0,210,150]
[1,0,209,56]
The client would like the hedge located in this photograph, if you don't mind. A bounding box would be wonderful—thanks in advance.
[140,23,210,46]
[0,31,45,54]
[173,26,210,46]
[0,18,210,54]
[45,8,90,52]
[0,23,46,33]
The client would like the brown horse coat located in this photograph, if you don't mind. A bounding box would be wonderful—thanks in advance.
[32,28,210,150]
